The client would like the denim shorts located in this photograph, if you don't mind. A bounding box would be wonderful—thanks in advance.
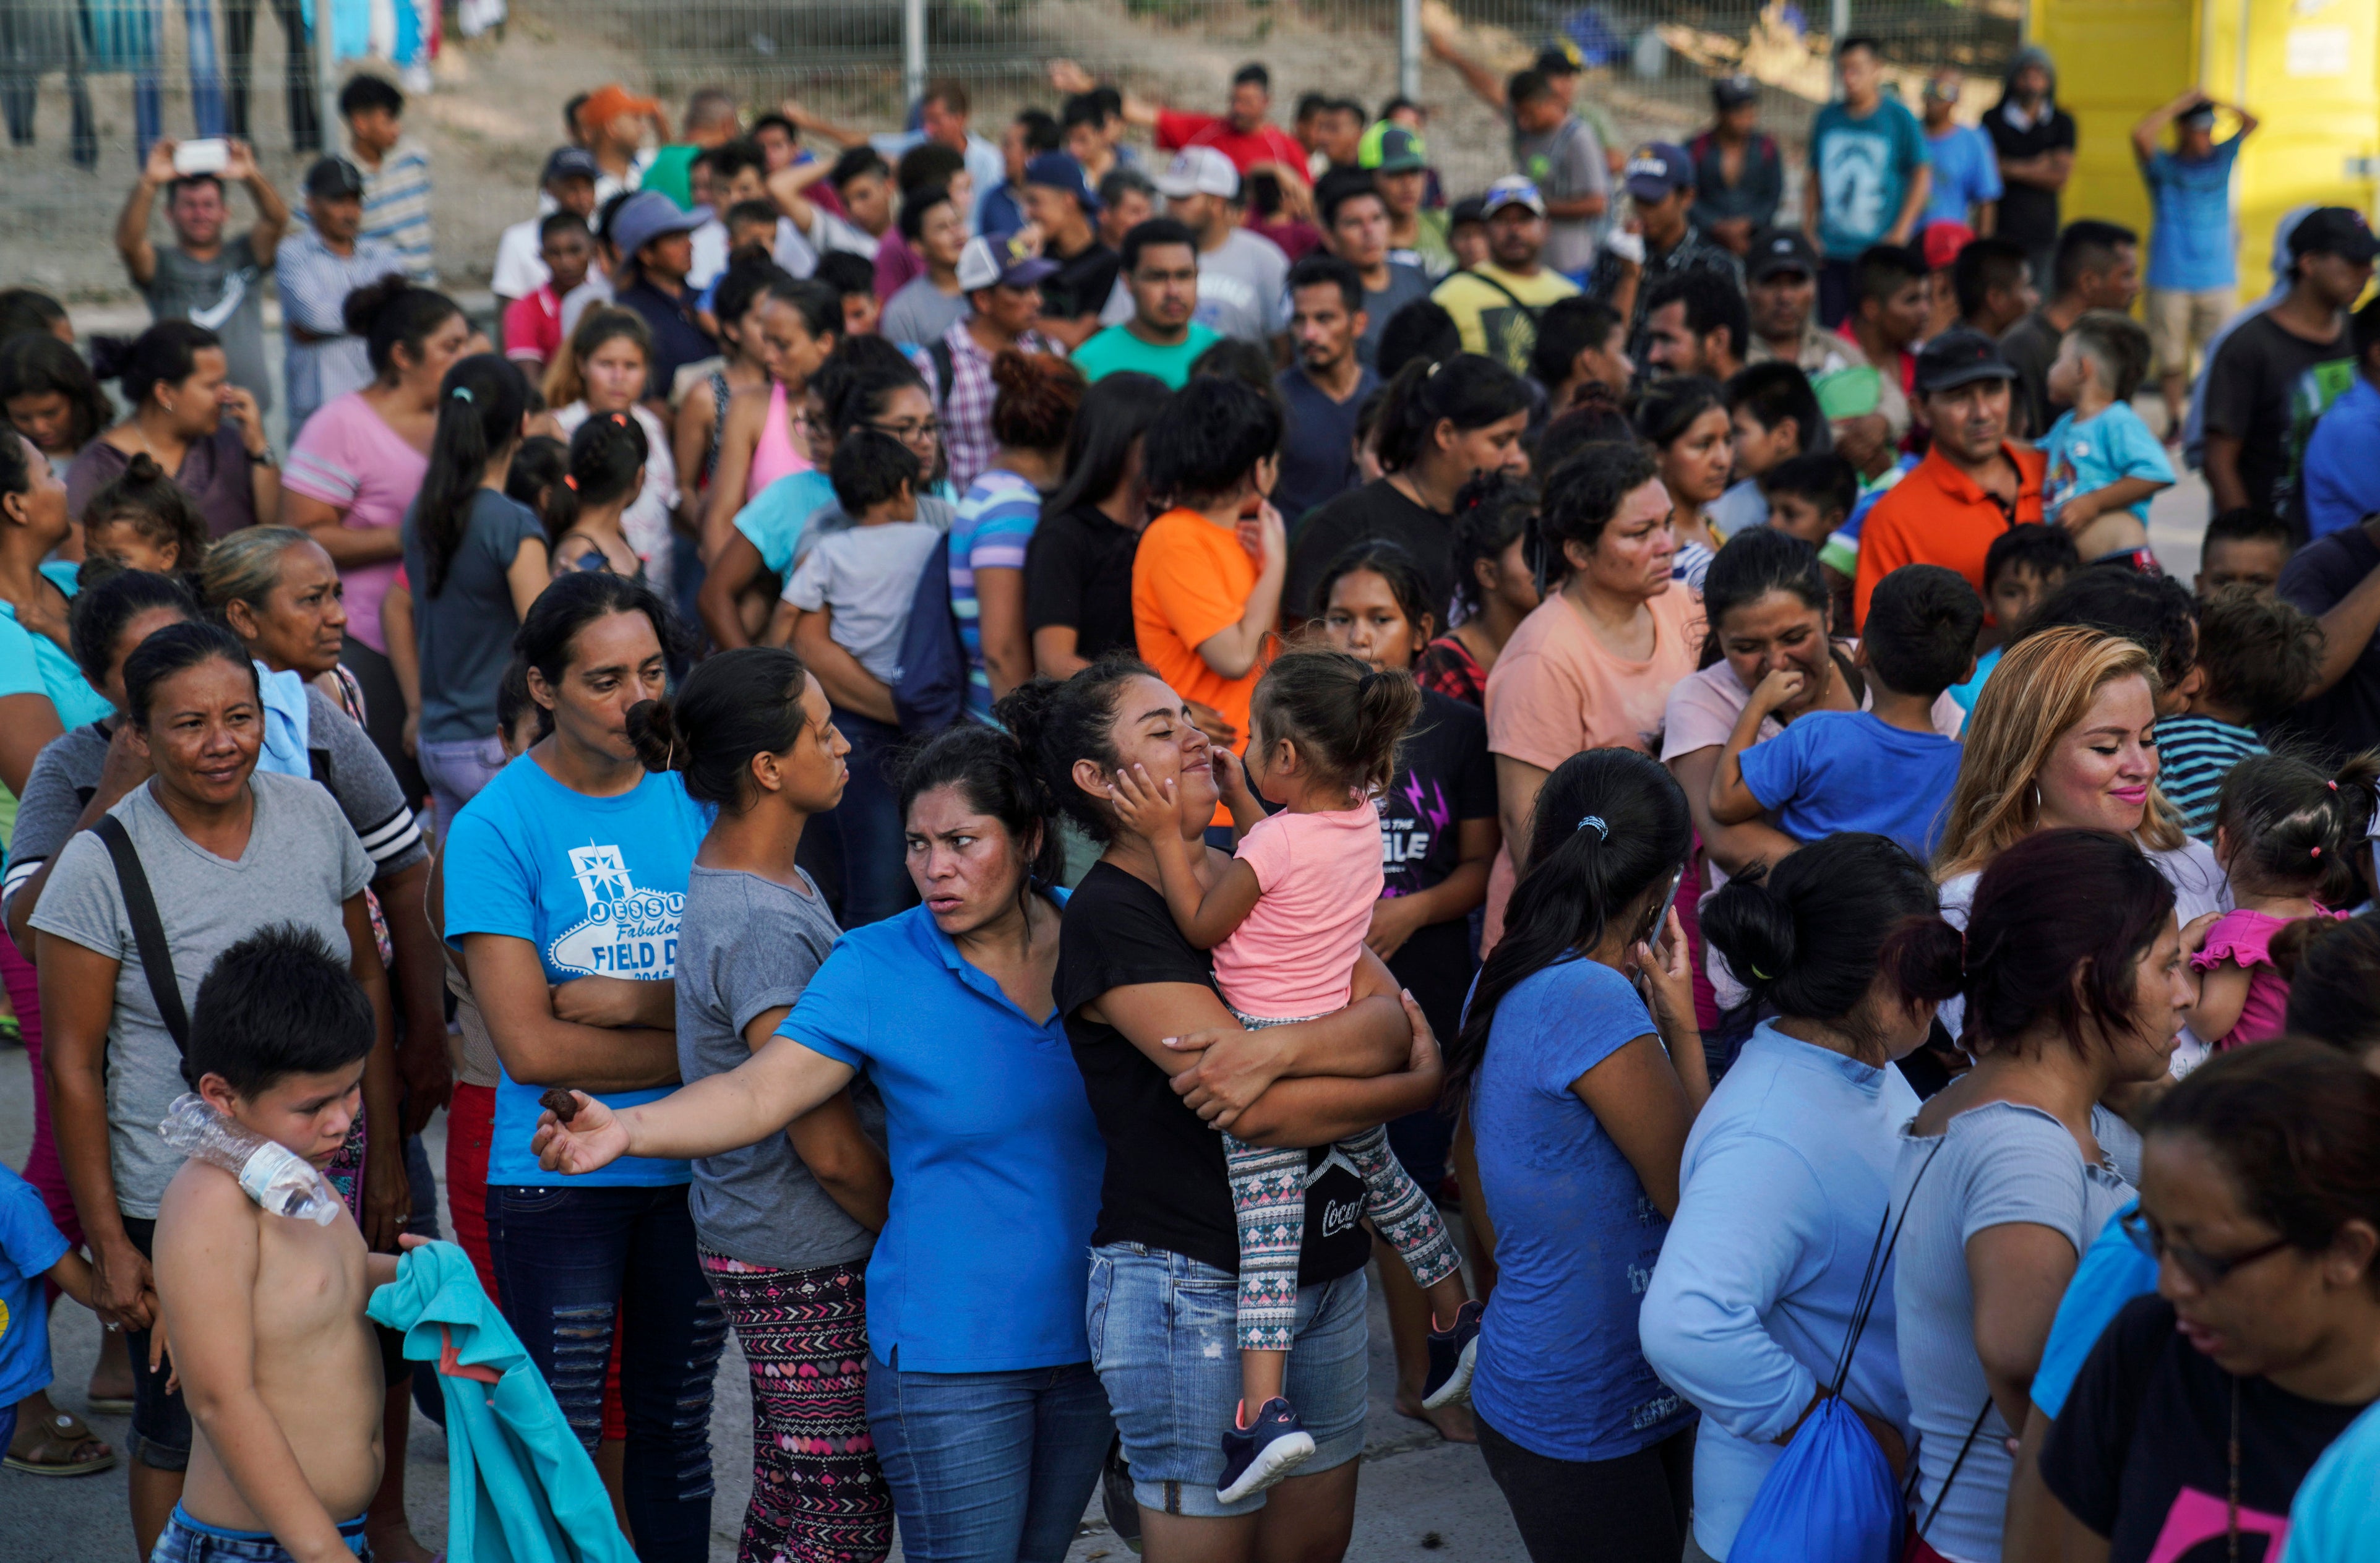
[148,1505,369,1561]
[1086,1241,1369,1518]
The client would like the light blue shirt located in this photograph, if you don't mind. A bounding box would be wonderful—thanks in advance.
[1923,124,2002,226]
[1642,1024,1922,1560]
[0,562,110,731]
[2288,1398,2380,1563]
[1469,956,1696,1461]
[442,758,709,1188]
[1739,709,1965,856]
[2029,1196,2157,1421]
[2144,139,2243,293]
[732,469,839,575]
[2300,374,2380,539]
[275,224,406,435]
[1810,98,1930,259]
[1948,642,2002,713]
[776,893,1106,1374]
[2041,400,2175,529]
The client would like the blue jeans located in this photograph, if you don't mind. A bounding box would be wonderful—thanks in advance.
[148,1505,369,1561]
[486,1182,728,1563]
[131,0,228,158]
[801,708,916,928]
[866,1356,1113,1563]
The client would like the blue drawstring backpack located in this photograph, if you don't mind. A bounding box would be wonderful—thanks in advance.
[1728,1139,1948,1563]
[891,532,966,734]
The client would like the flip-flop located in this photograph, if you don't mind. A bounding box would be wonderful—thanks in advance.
[4,1411,117,1476]
[85,1390,134,1415]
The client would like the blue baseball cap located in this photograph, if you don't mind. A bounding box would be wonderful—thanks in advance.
[1480,174,1545,218]
[1625,142,1695,202]
[1024,152,1102,214]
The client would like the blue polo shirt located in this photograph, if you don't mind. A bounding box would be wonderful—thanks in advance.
[2144,139,2243,293]
[2301,374,2380,539]
[443,756,710,1188]
[776,891,1106,1374]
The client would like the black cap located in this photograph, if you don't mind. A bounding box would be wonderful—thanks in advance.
[303,155,365,200]
[2289,207,2380,264]
[1450,194,1488,227]
[1746,226,1819,281]
[1534,40,1582,76]
[1914,328,2019,396]
[1712,74,1758,109]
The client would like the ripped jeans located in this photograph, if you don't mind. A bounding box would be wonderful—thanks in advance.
[487,1182,727,1562]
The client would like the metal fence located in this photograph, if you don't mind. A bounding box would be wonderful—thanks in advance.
[0,0,2024,298]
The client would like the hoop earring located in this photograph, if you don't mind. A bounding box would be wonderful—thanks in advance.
[2030,781,2041,818]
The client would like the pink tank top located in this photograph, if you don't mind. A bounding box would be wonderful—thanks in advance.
[749,379,809,496]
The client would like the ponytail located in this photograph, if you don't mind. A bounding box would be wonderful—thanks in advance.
[623,646,813,806]
[1372,352,1530,474]
[418,355,529,597]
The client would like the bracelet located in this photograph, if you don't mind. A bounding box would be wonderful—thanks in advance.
[247,443,278,468]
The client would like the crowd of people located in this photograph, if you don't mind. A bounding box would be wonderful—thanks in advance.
[2,28,2380,1563]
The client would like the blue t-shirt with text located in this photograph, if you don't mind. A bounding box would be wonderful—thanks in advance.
[2144,139,2243,293]
[442,756,710,1186]
[1739,709,1964,855]
[1468,956,1695,1461]
[1810,98,1930,259]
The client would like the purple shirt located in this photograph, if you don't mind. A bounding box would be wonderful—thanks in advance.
[66,426,257,541]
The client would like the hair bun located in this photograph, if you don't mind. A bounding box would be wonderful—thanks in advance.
[622,696,681,774]
[340,272,415,339]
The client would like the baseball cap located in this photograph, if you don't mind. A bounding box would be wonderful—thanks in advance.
[1746,226,1819,281]
[1922,75,1962,103]
[2178,100,2218,128]
[303,155,364,200]
[1534,40,1583,77]
[1623,142,1693,202]
[1711,74,1758,109]
[1024,151,1102,214]
[540,146,601,186]
[1155,146,1240,200]
[609,190,707,259]
[1914,328,2019,396]
[1359,122,1428,174]
[956,232,1060,293]
[1922,220,1977,272]
[579,83,661,133]
[1450,194,1489,228]
[2289,207,2380,264]
[1480,175,1545,218]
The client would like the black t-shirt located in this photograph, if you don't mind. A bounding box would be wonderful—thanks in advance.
[2041,1295,2367,1563]
[1024,502,1141,661]
[1055,860,1375,1285]
[2202,312,2359,521]
[1287,478,1456,630]
[2277,523,2380,765]
[1984,102,2077,249]
[1043,238,1121,329]
[1380,690,1497,1043]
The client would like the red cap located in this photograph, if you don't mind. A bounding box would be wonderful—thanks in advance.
[1922,220,1975,273]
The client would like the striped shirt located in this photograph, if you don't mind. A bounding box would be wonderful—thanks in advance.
[949,468,1042,722]
[276,226,405,435]
[358,139,436,283]
[2154,713,2267,839]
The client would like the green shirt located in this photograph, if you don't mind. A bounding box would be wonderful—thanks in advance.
[639,145,699,210]
[1069,322,1222,389]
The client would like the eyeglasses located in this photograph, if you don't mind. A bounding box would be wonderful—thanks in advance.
[864,418,942,445]
[2120,1207,2294,1289]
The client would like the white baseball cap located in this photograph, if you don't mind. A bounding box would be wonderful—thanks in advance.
[1154,146,1241,200]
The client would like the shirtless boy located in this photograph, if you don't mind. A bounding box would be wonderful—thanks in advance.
[150,925,399,1563]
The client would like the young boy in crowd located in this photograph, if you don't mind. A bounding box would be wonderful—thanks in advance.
[694,200,786,333]
[1716,364,1828,533]
[502,212,594,375]
[2154,587,2326,838]
[338,74,434,284]
[1949,523,2079,710]
[1709,563,1983,857]
[1,1160,106,1460]
[148,925,396,1563]
[771,429,940,708]
[2196,507,2293,600]
[2041,310,2175,568]
[815,251,882,339]
[1762,451,1858,623]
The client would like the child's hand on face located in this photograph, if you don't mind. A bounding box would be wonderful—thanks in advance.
[1750,666,1806,715]
[1109,763,1183,841]
[1210,745,1252,811]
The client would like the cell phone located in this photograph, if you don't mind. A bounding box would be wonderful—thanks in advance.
[173,139,229,176]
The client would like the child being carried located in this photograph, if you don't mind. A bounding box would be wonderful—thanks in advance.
[1111,646,1480,1504]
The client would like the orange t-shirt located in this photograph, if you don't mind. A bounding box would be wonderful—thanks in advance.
[1852,442,2045,629]
[1132,507,1271,823]
[1480,586,1706,949]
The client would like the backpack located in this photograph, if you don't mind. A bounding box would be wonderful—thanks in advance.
[890,531,968,735]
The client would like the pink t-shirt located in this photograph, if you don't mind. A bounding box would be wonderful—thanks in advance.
[282,392,429,654]
[2192,907,2348,1050]
[1212,801,1383,1021]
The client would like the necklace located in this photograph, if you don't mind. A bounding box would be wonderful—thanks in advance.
[2227,1374,2241,1563]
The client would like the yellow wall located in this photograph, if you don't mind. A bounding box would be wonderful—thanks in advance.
[2029,0,2379,306]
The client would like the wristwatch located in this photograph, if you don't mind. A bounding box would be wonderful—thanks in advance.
[246,443,278,468]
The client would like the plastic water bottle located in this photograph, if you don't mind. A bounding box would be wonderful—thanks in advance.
[157,1094,342,1225]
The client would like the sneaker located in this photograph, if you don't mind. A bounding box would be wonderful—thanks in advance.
[1422,1300,1484,1410]
[1100,1436,1142,1554]
[1215,1397,1316,1503]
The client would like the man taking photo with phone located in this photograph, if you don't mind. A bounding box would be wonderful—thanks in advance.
[115,137,291,416]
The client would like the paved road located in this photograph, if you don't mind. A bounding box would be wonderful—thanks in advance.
[0,1045,1527,1562]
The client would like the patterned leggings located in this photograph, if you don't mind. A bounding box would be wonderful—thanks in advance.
[1225,1014,1461,1352]
[699,1249,895,1563]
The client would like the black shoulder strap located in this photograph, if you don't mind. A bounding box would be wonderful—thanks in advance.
[927,339,956,413]
[1461,266,1543,320]
[91,815,189,1055]
[308,746,334,790]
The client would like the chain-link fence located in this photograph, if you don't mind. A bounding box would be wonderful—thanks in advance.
[1,0,2024,299]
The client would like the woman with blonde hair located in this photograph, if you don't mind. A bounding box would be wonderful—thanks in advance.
[545,307,681,599]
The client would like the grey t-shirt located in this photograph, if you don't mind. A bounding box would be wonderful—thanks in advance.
[1359,263,1434,366]
[783,520,944,686]
[143,235,274,414]
[30,771,374,1217]
[403,489,548,745]
[675,865,883,1271]
[1192,228,1291,343]
[792,491,955,568]
[3,691,424,919]
[880,276,971,350]
[1892,1100,2135,1563]
[1514,115,1611,277]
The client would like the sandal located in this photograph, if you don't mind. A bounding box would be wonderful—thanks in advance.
[5,1410,117,1476]
[85,1388,134,1415]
